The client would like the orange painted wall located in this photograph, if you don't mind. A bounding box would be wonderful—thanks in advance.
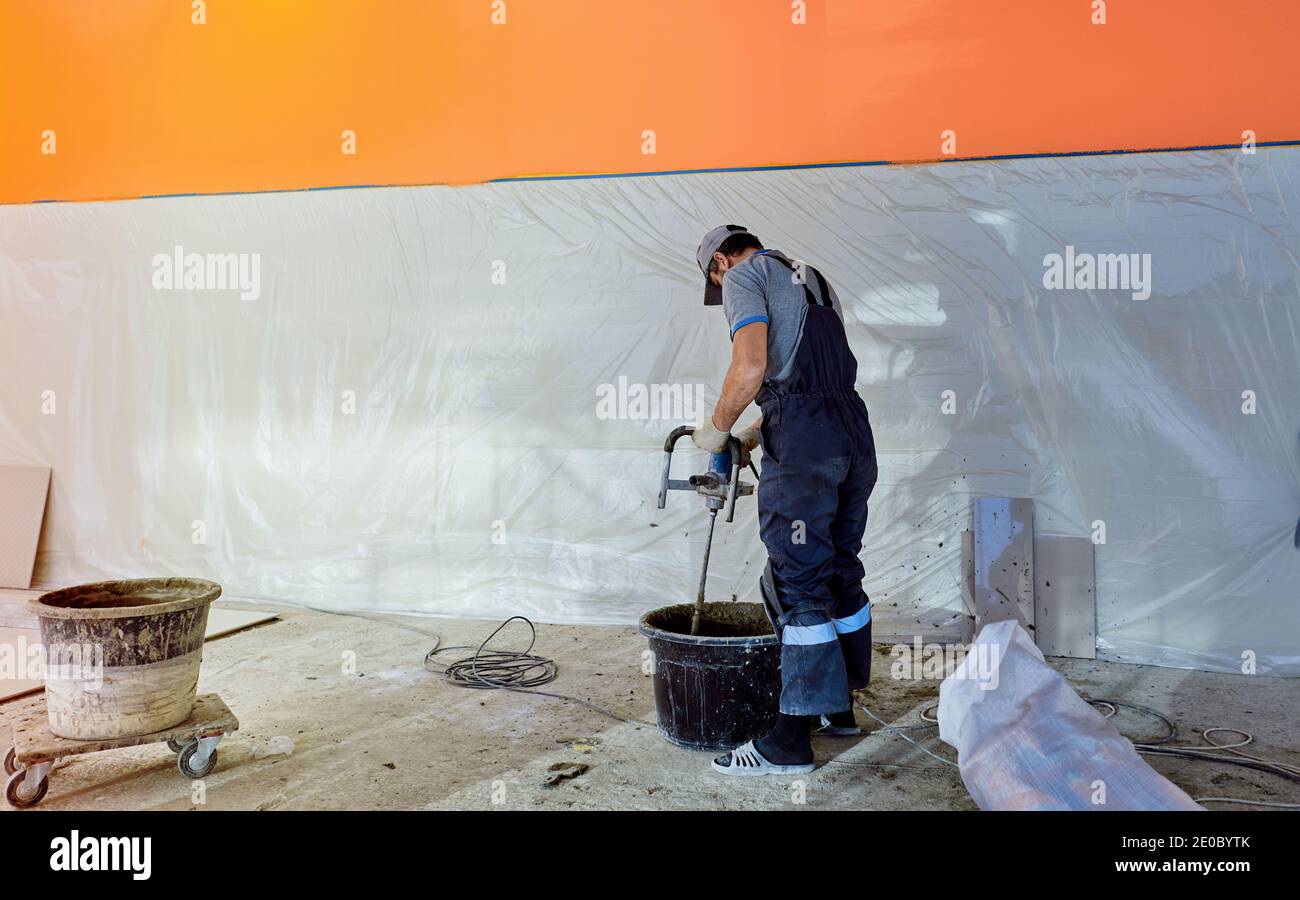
[1,0,1297,204]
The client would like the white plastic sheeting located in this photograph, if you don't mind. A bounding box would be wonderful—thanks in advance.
[938,620,1202,810]
[1,147,1297,674]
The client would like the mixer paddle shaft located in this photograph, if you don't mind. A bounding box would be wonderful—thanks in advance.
[690,509,719,636]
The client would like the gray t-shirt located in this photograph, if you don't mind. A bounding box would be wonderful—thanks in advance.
[721,249,843,387]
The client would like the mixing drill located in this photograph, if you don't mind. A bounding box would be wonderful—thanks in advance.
[657,425,757,635]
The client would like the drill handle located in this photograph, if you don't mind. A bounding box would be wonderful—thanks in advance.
[724,435,742,523]
[658,426,695,509]
[662,424,694,453]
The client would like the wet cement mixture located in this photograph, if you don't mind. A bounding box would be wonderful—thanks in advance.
[642,601,773,638]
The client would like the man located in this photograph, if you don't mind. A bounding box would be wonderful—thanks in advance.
[691,224,878,776]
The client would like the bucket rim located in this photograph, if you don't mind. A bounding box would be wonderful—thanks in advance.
[638,602,778,647]
[31,577,222,620]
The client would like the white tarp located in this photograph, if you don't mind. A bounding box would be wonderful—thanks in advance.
[1,147,1297,674]
[938,619,1202,810]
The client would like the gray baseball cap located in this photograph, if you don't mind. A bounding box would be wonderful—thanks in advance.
[696,224,754,306]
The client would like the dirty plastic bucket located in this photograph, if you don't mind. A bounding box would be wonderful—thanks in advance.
[32,578,221,740]
[638,601,780,751]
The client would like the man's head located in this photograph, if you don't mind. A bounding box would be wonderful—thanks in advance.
[696,225,763,305]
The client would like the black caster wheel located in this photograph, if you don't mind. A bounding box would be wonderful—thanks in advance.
[166,737,191,754]
[3,746,16,776]
[5,769,49,809]
[178,742,217,779]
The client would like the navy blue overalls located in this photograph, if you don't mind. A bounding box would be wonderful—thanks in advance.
[753,253,877,716]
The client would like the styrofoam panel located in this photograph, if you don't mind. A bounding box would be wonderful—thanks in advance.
[0,467,50,589]
[1034,536,1097,660]
[972,498,1034,632]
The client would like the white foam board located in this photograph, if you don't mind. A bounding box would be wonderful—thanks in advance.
[1034,536,1097,659]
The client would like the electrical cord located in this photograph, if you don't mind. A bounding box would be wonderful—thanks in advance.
[425,616,557,689]
[1197,727,1300,780]
[1087,697,1300,781]
[273,598,445,639]
[1194,797,1300,809]
[1085,698,1176,745]
[200,597,446,679]
[1136,744,1300,783]
[1091,700,1118,719]
[853,697,958,768]
[424,616,649,727]
[1086,697,1300,809]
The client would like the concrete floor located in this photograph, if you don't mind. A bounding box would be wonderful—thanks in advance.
[3,605,1297,811]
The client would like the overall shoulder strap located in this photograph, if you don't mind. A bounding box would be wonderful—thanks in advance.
[763,253,832,308]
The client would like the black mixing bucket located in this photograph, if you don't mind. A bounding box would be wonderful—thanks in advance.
[638,601,780,751]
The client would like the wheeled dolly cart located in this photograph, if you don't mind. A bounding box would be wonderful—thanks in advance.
[4,693,238,808]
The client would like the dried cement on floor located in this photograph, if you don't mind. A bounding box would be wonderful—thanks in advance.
[2,606,1296,811]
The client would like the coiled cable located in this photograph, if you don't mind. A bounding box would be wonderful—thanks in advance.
[424,616,649,727]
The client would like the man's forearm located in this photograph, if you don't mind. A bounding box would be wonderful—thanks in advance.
[711,362,764,432]
[707,320,767,436]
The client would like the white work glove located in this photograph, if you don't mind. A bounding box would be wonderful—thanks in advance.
[691,416,730,453]
[733,424,761,465]
[733,425,761,453]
